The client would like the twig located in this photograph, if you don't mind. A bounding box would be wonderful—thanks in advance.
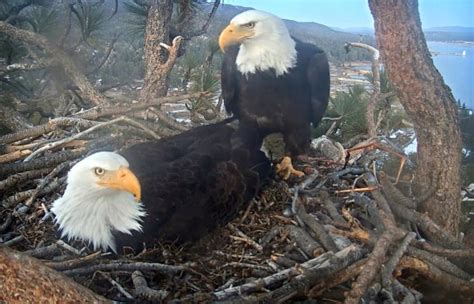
[0,235,24,247]
[0,149,85,178]
[24,243,61,258]
[0,93,201,145]
[56,240,83,256]
[239,199,256,224]
[308,258,368,298]
[62,261,186,276]
[24,162,70,208]
[0,214,13,233]
[381,232,416,288]
[132,270,169,302]
[214,251,259,261]
[2,177,65,209]
[344,230,396,304]
[413,240,474,258]
[319,192,346,223]
[24,116,150,161]
[148,107,188,132]
[256,245,364,303]
[0,149,31,163]
[379,172,417,209]
[212,245,361,301]
[406,246,472,281]
[227,223,263,252]
[102,272,134,299]
[0,117,95,145]
[294,200,338,252]
[222,262,273,272]
[44,251,102,271]
[398,256,474,297]
[87,36,119,76]
[285,225,323,258]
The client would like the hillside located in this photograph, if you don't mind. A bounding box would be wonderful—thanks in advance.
[210,4,374,63]
[338,25,474,42]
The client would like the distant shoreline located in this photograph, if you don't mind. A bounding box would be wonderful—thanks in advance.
[427,40,474,45]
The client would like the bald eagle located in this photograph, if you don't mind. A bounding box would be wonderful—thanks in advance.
[51,120,270,254]
[219,10,330,174]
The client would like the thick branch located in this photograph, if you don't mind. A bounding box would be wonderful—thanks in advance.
[0,21,107,105]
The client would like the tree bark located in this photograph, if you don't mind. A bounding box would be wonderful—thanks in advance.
[369,0,462,236]
[140,0,174,101]
[0,248,108,303]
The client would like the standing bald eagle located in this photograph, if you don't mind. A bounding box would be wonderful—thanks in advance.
[219,10,330,175]
[51,120,270,254]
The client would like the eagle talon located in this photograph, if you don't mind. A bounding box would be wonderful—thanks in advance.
[276,156,305,180]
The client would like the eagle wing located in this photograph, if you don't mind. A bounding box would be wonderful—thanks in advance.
[221,45,240,117]
[306,49,330,126]
[115,122,270,253]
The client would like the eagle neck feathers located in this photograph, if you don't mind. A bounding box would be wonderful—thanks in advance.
[236,34,297,77]
[52,188,146,252]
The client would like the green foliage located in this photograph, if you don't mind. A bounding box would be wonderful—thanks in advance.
[182,51,201,71]
[206,39,219,55]
[123,0,148,36]
[460,102,474,159]
[185,58,220,120]
[314,85,368,142]
[71,1,107,42]
[97,42,145,85]
[25,6,60,36]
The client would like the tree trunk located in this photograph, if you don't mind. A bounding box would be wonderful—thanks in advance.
[369,0,462,236]
[140,0,173,101]
[0,248,108,303]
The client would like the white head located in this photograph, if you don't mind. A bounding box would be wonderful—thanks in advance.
[51,152,145,253]
[219,10,297,76]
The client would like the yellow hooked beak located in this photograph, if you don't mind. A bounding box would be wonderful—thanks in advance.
[97,167,141,202]
[219,23,254,52]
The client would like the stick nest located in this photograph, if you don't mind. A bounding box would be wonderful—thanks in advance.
[1,120,473,303]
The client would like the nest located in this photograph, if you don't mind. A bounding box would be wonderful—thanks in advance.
[1,121,474,303]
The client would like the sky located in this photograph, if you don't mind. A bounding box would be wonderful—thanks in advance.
[225,0,474,29]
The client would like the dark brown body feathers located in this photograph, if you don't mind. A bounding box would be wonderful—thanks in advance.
[221,39,330,155]
[114,120,271,254]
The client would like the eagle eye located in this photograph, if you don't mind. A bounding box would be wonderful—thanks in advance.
[94,167,105,176]
[244,22,255,29]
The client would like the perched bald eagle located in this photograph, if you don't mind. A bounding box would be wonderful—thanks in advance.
[51,120,270,254]
[219,10,330,174]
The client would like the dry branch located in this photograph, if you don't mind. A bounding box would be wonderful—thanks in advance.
[44,251,101,271]
[345,42,381,137]
[132,270,169,301]
[0,21,108,106]
[213,245,362,301]
[2,177,65,209]
[382,232,416,287]
[344,231,397,304]
[398,256,474,297]
[62,260,186,276]
[406,246,471,281]
[24,116,159,161]
[0,117,95,145]
[294,200,338,252]
[256,244,365,303]
[0,149,85,178]
[228,223,263,252]
[308,258,367,298]
[286,224,323,258]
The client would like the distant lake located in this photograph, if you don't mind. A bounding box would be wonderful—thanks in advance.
[428,41,474,109]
